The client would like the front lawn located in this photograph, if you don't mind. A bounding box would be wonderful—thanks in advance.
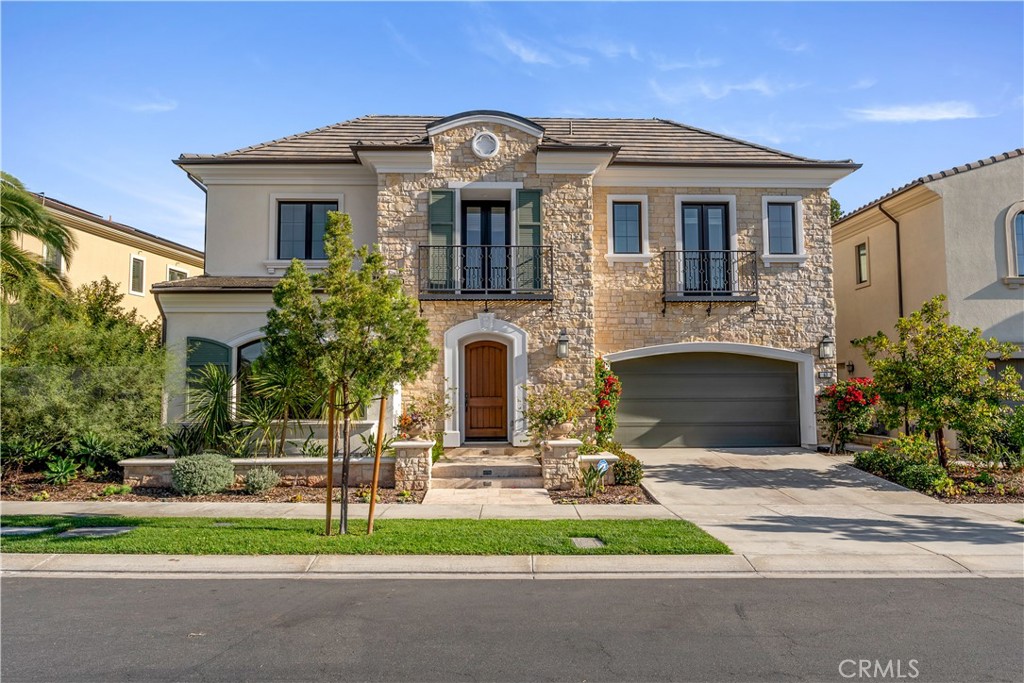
[0,515,730,556]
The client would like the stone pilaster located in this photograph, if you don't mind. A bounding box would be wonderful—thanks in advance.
[541,438,582,491]
[393,440,434,492]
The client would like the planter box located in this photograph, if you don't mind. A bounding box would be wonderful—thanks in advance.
[120,454,395,489]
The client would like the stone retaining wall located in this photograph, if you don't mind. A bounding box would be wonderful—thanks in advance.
[120,455,395,489]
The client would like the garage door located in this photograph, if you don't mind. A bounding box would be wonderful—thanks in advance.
[613,352,800,447]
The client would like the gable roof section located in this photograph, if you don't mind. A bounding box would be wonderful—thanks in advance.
[31,192,204,261]
[835,148,1024,227]
[176,114,857,169]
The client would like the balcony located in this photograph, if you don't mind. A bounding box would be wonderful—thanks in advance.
[417,245,554,300]
[662,250,759,303]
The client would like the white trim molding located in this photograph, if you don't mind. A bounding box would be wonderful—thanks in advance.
[604,341,819,448]
[594,165,857,188]
[427,113,544,138]
[536,149,614,175]
[1003,200,1024,287]
[128,254,146,296]
[442,313,530,447]
[356,149,434,174]
[266,192,345,269]
[166,265,189,282]
[606,194,651,264]
[761,195,808,266]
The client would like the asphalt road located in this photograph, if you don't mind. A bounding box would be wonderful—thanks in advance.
[2,578,1021,682]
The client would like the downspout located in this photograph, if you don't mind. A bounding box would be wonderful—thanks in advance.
[183,170,209,275]
[877,202,904,317]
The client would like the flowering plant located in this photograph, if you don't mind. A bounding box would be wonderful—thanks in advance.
[818,377,880,453]
[397,390,453,438]
[592,358,622,447]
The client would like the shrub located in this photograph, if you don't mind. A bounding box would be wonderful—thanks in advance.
[611,450,644,486]
[100,484,133,496]
[1,437,52,476]
[1007,406,1024,451]
[72,431,118,471]
[171,453,235,495]
[854,434,952,494]
[166,423,206,458]
[817,377,879,452]
[243,466,280,495]
[523,384,590,442]
[42,456,80,486]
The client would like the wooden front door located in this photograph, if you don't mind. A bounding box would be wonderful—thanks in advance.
[464,340,508,440]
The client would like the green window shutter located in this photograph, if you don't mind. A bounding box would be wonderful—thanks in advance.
[516,190,543,290]
[428,190,456,289]
[186,337,230,381]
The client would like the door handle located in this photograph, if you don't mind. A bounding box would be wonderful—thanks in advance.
[465,391,470,410]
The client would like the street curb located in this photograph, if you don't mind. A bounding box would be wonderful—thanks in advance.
[3,552,1020,580]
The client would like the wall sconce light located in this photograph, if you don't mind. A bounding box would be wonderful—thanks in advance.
[845,360,855,374]
[556,328,569,359]
[818,335,836,360]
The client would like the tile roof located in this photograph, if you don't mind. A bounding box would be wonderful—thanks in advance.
[152,275,282,291]
[176,114,857,168]
[834,148,1024,226]
[32,192,203,259]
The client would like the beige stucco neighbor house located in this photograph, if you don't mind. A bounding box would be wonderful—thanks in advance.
[158,110,858,449]
[832,149,1024,385]
[15,193,204,321]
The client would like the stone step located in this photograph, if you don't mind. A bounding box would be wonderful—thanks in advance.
[432,461,542,479]
[445,446,535,458]
[430,476,546,489]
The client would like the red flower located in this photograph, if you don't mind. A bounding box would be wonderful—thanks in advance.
[595,425,602,432]
[599,399,610,408]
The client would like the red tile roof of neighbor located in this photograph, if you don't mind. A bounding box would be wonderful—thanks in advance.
[834,148,1024,226]
[176,114,858,168]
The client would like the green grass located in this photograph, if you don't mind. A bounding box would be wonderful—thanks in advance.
[0,515,730,556]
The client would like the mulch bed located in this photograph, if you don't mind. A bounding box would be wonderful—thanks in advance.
[548,485,654,505]
[938,464,1024,504]
[0,471,425,505]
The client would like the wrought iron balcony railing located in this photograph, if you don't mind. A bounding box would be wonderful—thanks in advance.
[662,250,759,302]
[417,245,554,300]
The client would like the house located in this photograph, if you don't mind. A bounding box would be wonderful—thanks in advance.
[15,193,204,321]
[159,110,858,449]
[832,149,1024,387]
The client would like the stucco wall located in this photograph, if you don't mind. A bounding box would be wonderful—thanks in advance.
[203,180,377,276]
[17,227,200,321]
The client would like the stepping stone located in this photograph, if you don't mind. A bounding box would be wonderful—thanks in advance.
[0,527,51,537]
[57,527,133,539]
[570,537,606,549]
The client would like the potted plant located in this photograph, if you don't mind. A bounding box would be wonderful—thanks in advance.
[398,390,454,440]
[524,384,590,442]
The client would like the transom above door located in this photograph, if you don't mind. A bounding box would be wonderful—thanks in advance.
[462,201,511,292]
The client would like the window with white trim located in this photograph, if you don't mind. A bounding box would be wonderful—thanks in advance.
[168,267,188,281]
[277,201,338,260]
[129,255,145,295]
[606,194,649,262]
[855,242,869,285]
[1003,201,1024,286]
[1013,211,1024,277]
[760,196,806,265]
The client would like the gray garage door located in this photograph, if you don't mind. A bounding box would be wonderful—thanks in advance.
[613,352,800,447]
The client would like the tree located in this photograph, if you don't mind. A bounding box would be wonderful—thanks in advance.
[261,213,436,534]
[1,172,77,298]
[315,212,436,534]
[830,197,843,224]
[853,296,1022,468]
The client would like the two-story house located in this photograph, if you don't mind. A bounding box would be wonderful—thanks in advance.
[14,192,204,321]
[832,149,1024,388]
[158,111,858,449]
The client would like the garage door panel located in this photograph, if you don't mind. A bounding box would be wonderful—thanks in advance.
[614,352,800,447]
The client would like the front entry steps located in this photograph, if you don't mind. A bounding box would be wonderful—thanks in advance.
[432,448,543,490]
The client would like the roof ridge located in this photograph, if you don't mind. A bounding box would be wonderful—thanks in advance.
[835,148,1024,224]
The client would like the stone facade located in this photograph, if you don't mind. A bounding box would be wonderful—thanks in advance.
[540,439,582,490]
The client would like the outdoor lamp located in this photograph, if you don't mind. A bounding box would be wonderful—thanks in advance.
[818,335,836,360]
[556,329,570,359]
[845,360,855,374]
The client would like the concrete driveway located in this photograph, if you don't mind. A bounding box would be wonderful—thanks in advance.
[631,447,1024,572]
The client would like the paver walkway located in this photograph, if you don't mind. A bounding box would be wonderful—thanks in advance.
[631,447,1024,569]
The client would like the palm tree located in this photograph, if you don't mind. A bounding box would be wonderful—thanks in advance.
[1,172,77,297]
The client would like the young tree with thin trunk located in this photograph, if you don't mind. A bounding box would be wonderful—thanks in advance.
[854,295,1022,468]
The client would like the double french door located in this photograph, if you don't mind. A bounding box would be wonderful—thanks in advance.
[680,203,731,295]
[462,201,511,292]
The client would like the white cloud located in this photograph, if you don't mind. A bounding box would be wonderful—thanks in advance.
[127,96,177,113]
[384,20,428,66]
[849,78,877,91]
[651,52,722,71]
[498,32,554,65]
[486,30,588,67]
[769,31,808,54]
[848,101,981,122]
[562,36,640,61]
[651,77,804,104]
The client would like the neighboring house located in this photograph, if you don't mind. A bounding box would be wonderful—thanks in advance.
[15,193,204,321]
[832,149,1024,387]
[160,110,858,448]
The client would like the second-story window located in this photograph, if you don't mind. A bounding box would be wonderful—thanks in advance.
[129,255,145,296]
[612,202,642,254]
[43,245,63,274]
[855,242,869,285]
[168,267,188,281]
[1014,211,1024,277]
[766,203,796,254]
[278,201,337,260]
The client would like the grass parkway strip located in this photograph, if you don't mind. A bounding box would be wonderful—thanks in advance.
[0,516,730,556]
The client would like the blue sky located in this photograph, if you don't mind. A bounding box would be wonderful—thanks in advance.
[3,2,1021,250]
